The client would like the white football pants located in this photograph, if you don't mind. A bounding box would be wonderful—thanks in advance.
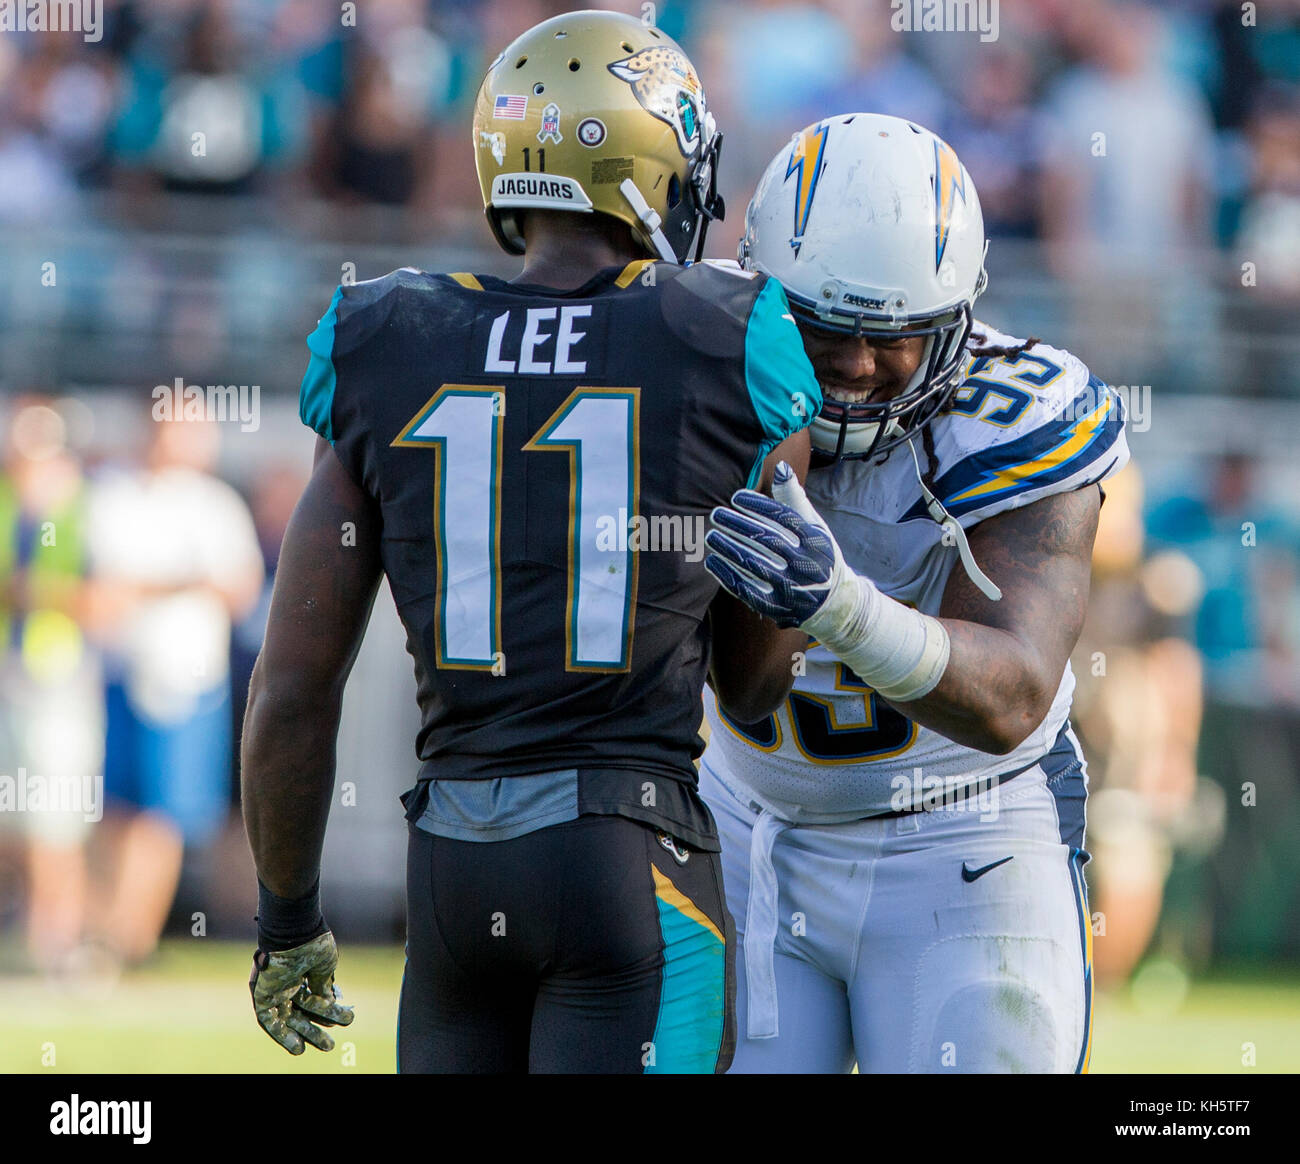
[699,740,1094,1074]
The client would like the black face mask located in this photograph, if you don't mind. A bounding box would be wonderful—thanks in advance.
[663,130,725,264]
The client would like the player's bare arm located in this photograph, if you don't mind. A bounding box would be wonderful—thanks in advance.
[880,484,1101,754]
[242,438,383,897]
[709,431,812,722]
[241,439,381,1054]
[706,470,1104,756]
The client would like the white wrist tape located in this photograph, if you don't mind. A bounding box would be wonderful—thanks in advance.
[801,563,951,703]
[768,466,951,702]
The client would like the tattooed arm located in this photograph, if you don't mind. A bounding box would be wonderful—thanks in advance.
[877,485,1101,754]
[709,432,812,722]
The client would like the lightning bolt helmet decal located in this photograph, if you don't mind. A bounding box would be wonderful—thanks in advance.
[785,122,830,257]
[933,136,968,272]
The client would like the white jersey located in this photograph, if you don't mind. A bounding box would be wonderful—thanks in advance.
[702,323,1129,823]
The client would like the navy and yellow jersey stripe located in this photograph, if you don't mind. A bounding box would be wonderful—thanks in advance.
[903,332,1130,527]
[908,380,1127,522]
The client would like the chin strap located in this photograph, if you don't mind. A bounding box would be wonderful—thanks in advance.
[619,179,678,263]
[905,431,1002,602]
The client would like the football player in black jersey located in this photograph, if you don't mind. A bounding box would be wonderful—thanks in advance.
[243,11,822,1073]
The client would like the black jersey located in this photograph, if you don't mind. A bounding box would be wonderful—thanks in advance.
[299,259,820,801]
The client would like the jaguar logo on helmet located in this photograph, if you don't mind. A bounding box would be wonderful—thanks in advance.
[608,47,706,157]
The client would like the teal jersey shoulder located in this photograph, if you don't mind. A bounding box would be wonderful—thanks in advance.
[656,261,821,486]
[742,276,821,485]
[300,286,342,443]
[298,269,424,445]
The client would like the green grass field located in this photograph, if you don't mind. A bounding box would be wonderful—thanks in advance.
[1,941,1296,1073]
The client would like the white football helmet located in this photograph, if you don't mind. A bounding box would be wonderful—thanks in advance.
[740,113,988,463]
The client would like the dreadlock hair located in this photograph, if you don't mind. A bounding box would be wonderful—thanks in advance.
[966,335,1042,360]
[896,332,1045,479]
[926,332,1043,435]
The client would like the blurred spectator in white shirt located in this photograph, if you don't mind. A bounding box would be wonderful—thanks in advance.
[84,416,262,966]
[1038,1,1219,389]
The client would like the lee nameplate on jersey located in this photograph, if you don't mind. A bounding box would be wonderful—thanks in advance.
[472,302,610,377]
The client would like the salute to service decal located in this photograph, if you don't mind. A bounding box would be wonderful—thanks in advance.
[538,102,563,144]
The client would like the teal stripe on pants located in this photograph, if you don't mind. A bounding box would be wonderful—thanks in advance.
[646,896,726,1073]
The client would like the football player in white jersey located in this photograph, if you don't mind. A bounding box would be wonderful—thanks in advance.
[698,113,1129,1073]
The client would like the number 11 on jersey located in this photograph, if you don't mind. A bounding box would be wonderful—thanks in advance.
[393,384,640,673]
[526,388,640,672]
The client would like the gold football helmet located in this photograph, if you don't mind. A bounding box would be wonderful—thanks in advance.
[472,10,724,263]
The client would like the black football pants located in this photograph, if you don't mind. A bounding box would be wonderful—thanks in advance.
[397,814,736,1073]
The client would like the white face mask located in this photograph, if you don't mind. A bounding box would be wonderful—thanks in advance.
[809,415,906,459]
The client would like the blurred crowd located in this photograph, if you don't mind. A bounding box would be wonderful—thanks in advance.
[0,0,1296,402]
[1071,454,1300,982]
[0,0,1296,273]
[1,0,1299,980]
[0,397,302,976]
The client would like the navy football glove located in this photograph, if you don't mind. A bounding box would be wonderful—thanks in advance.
[704,461,848,630]
[706,462,955,703]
